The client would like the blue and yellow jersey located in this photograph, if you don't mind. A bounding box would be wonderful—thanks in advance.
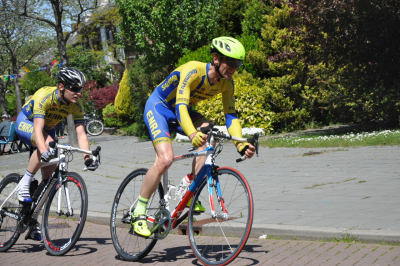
[152,61,242,142]
[21,86,85,131]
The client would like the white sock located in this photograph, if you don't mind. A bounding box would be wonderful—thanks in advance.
[19,170,35,189]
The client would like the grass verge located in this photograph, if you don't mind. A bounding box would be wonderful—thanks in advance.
[260,130,400,148]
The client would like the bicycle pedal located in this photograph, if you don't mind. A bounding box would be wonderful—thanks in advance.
[193,211,202,216]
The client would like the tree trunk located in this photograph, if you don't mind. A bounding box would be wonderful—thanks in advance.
[11,61,22,114]
[14,78,22,114]
[56,28,78,146]
[0,86,7,115]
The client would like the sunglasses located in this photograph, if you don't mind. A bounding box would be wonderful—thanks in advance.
[224,57,243,69]
[64,84,83,93]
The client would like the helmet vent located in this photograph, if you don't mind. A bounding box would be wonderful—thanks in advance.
[218,41,223,48]
[225,44,231,52]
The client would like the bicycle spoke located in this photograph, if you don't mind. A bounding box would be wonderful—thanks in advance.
[42,173,88,256]
[188,168,254,266]
[0,174,21,252]
[110,168,164,261]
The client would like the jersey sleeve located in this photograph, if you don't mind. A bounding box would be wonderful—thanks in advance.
[32,91,52,119]
[175,67,199,137]
[71,99,85,124]
[222,81,243,147]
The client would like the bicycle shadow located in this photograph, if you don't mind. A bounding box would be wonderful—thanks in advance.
[3,237,111,256]
[114,244,266,265]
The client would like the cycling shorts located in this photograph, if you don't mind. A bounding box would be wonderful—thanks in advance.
[16,112,55,148]
[144,94,207,146]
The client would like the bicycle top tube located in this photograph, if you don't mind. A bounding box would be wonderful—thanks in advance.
[172,147,210,162]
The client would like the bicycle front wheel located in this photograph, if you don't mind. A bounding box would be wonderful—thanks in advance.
[0,174,21,252]
[42,172,88,256]
[110,168,164,261]
[188,167,254,266]
[86,120,104,136]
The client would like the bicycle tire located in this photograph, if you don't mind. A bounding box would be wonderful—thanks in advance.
[0,173,21,252]
[188,167,254,266]
[110,168,164,261]
[85,120,104,136]
[42,172,88,256]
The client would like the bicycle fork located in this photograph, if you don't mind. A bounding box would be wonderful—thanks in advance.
[207,166,229,220]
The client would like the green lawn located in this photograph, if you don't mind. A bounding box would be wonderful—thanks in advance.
[260,130,400,148]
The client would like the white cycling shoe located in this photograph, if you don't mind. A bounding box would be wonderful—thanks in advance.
[18,185,32,203]
[29,221,42,241]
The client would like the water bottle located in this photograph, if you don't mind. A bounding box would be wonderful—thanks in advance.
[175,173,193,199]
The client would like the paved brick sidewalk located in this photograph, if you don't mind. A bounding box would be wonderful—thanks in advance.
[1,221,399,266]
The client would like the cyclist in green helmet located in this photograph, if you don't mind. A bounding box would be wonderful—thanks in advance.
[132,36,256,237]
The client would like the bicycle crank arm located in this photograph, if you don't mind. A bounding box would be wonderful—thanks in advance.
[0,209,21,221]
[150,217,169,233]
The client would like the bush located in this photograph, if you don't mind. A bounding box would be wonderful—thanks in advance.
[102,103,127,127]
[114,70,133,118]
[119,123,141,136]
[128,56,166,138]
[20,70,54,95]
[176,45,211,67]
[195,71,274,133]
[90,83,119,110]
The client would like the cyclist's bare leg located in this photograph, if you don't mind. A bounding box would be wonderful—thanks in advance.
[132,142,174,236]
[19,132,57,202]
[140,142,174,199]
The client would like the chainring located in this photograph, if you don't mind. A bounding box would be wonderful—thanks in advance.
[153,208,171,240]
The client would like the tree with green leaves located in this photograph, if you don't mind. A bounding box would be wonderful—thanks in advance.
[117,0,223,137]
[0,0,54,114]
[117,0,222,72]
[77,5,125,79]
[215,0,247,37]
[20,70,54,96]
[5,0,102,146]
[5,0,100,65]
[59,45,112,87]
[290,0,400,126]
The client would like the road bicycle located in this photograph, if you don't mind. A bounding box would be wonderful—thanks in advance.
[84,111,104,136]
[110,123,258,266]
[0,140,101,255]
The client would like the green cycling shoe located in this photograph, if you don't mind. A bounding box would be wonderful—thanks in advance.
[131,214,151,237]
[187,198,205,212]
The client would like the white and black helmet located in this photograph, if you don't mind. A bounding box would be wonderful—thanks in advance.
[57,67,87,87]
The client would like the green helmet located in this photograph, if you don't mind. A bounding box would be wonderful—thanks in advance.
[210,37,245,61]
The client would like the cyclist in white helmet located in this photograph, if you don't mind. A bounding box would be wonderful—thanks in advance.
[15,67,97,241]
[131,37,256,237]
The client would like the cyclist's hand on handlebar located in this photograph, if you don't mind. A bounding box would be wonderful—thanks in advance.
[238,142,256,159]
[84,158,98,171]
[190,132,206,147]
[41,150,53,162]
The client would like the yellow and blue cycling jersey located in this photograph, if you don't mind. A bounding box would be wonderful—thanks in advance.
[144,61,243,146]
[16,86,84,147]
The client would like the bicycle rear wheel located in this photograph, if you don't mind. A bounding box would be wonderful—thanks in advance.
[188,167,254,266]
[0,173,21,252]
[86,120,104,136]
[110,168,164,261]
[42,172,88,255]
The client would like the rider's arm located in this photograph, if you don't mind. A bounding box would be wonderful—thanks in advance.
[175,68,199,137]
[75,123,90,160]
[221,83,242,147]
[71,99,89,160]
[222,84,256,158]
[33,118,48,154]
